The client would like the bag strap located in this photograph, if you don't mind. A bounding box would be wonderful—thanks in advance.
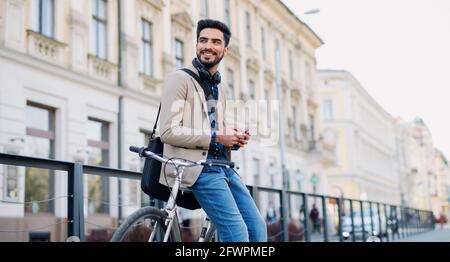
[152,68,210,139]
[180,68,212,99]
[151,104,161,138]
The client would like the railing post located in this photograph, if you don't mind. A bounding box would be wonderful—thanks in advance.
[369,202,374,236]
[384,204,390,241]
[359,201,366,241]
[401,206,406,236]
[280,190,289,242]
[415,209,419,234]
[68,163,85,241]
[302,193,310,242]
[394,205,400,240]
[337,197,343,242]
[377,203,383,242]
[321,196,328,242]
[250,185,260,210]
[349,199,355,242]
[389,205,397,240]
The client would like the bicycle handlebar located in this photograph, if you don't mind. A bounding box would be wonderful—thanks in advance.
[129,146,235,169]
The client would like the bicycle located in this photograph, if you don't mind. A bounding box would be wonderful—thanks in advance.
[110,146,235,242]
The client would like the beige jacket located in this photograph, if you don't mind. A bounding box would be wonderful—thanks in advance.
[158,65,229,188]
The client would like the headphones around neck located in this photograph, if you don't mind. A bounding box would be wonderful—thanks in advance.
[192,58,221,85]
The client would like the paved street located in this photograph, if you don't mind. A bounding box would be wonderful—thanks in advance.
[305,226,450,242]
[393,227,450,242]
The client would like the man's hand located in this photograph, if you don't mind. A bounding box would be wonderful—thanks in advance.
[216,128,251,148]
[235,128,251,148]
[216,127,240,147]
[239,129,251,147]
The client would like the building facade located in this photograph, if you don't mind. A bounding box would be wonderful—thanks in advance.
[434,150,450,218]
[395,117,449,215]
[317,70,400,205]
[0,0,325,241]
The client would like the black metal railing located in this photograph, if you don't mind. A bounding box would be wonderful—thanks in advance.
[0,153,435,242]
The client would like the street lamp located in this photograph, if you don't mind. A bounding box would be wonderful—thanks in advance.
[303,8,320,15]
[273,6,320,242]
[272,8,321,31]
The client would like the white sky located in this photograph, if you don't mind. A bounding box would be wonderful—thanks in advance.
[282,0,450,159]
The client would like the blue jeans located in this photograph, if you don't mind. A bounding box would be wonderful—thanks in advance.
[190,164,267,242]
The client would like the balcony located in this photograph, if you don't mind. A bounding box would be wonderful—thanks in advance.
[26,30,67,66]
[139,73,163,97]
[87,54,118,83]
[246,57,260,74]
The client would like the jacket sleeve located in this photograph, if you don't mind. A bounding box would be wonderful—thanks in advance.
[159,72,211,150]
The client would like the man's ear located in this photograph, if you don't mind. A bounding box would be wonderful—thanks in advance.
[223,46,229,57]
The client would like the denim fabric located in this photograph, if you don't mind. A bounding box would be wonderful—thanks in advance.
[190,164,267,242]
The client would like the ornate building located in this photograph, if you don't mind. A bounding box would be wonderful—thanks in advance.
[0,0,325,241]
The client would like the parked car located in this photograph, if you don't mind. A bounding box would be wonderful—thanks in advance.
[340,211,387,241]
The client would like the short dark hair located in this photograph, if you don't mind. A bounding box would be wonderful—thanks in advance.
[196,19,232,47]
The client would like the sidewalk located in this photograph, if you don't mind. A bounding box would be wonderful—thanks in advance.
[394,227,450,242]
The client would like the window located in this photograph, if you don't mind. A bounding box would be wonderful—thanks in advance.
[91,0,107,59]
[174,39,184,69]
[261,27,266,59]
[141,19,153,76]
[334,142,340,165]
[227,69,235,100]
[292,105,299,140]
[252,158,261,205]
[289,50,294,80]
[224,0,231,27]
[24,102,56,213]
[305,62,312,90]
[248,80,255,100]
[200,0,208,17]
[275,39,280,69]
[308,114,316,150]
[4,165,19,201]
[37,0,55,38]
[252,158,260,186]
[264,88,271,126]
[323,99,334,120]
[87,118,110,214]
[245,12,252,47]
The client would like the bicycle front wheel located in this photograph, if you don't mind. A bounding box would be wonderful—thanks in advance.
[110,206,181,242]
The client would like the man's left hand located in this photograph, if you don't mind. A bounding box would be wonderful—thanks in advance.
[234,129,251,148]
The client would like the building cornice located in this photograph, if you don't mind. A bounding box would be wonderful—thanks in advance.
[318,69,394,121]
[0,46,160,107]
[142,0,165,11]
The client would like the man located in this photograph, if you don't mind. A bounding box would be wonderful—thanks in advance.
[309,204,321,234]
[159,19,267,242]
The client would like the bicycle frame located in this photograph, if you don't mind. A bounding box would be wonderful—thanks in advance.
[128,146,229,242]
[148,165,214,242]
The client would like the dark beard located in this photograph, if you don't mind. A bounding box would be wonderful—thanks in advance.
[197,53,224,69]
